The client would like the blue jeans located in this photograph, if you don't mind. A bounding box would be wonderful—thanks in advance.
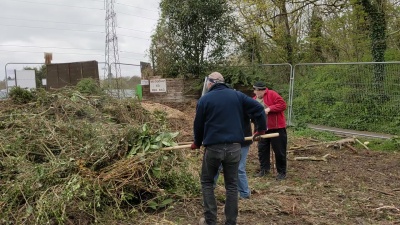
[201,143,241,225]
[214,145,250,198]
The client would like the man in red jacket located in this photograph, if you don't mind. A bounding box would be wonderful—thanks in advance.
[252,81,288,180]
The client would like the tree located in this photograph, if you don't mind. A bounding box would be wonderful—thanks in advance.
[359,0,388,93]
[151,0,233,77]
[303,7,325,62]
[230,0,306,64]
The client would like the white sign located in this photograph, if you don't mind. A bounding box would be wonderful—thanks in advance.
[150,79,167,93]
[16,70,36,89]
[141,79,149,85]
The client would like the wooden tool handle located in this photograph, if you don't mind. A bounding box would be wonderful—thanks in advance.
[244,132,279,141]
[162,133,279,150]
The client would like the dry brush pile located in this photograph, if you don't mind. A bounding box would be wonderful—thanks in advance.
[0,80,200,224]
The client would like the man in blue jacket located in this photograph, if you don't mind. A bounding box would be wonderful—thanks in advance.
[191,72,266,225]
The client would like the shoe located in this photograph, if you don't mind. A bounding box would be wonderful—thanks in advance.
[276,173,286,180]
[199,217,206,225]
[239,195,250,200]
[254,170,269,177]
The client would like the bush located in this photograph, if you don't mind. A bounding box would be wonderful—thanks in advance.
[9,86,35,104]
[76,78,103,95]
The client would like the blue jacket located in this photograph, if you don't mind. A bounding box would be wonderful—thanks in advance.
[193,83,266,147]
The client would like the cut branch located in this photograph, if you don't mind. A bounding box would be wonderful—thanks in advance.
[345,144,358,153]
[294,154,331,162]
[368,188,395,196]
[326,138,355,149]
[355,138,370,150]
[374,205,400,211]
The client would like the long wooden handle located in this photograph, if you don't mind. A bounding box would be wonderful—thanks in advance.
[244,132,279,140]
[162,133,279,151]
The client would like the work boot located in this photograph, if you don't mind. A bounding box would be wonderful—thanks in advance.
[199,217,206,225]
[254,170,269,177]
[276,173,286,180]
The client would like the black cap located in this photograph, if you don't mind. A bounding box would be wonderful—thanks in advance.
[253,81,266,89]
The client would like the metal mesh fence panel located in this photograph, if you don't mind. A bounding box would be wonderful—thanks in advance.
[103,63,141,98]
[207,64,292,124]
[292,62,400,135]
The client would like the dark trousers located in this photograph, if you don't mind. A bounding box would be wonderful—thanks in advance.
[257,128,287,175]
[201,143,241,225]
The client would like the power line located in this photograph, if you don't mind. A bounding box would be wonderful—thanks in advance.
[0,16,152,33]
[115,2,158,12]
[0,16,104,27]
[0,24,151,40]
[5,0,104,10]
[4,0,159,21]
[0,44,146,55]
[36,0,159,13]
[0,49,104,56]
[118,34,150,40]
[80,0,104,2]
[120,51,146,55]
[116,11,158,20]
[0,23,104,33]
[118,26,151,33]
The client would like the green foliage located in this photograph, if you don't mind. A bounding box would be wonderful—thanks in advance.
[126,123,179,157]
[306,9,325,62]
[9,86,35,104]
[0,88,200,223]
[152,0,233,77]
[101,76,140,89]
[292,64,400,135]
[76,78,103,95]
[237,33,266,64]
[159,170,201,196]
[207,64,291,100]
[147,197,174,210]
[360,136,400,152]
[291,127,340,142]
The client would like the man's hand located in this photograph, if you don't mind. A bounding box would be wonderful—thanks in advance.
[264,107,271,114]
[191,143,200,150]
[252,130,266,141]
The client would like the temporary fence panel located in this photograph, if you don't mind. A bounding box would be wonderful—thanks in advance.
[292,62,400,135]
[4,63,45,94]
[105,63,141,98]
[209,64,293,125]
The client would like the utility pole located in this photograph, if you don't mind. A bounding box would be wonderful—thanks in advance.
[104,0,121,93]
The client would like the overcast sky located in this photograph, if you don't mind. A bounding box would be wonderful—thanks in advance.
[0,0,160,81]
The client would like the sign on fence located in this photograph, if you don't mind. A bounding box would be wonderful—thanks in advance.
[150,79,166,93]
[7,70,37,89]
[141,80,149,85]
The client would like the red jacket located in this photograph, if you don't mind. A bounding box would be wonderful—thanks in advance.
[253,89,287,129]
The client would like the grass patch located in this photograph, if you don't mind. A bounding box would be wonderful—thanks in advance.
[356,136,400,152]
[289,127,340,142]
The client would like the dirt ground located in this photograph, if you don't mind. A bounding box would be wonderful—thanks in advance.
[138,100,400,225]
